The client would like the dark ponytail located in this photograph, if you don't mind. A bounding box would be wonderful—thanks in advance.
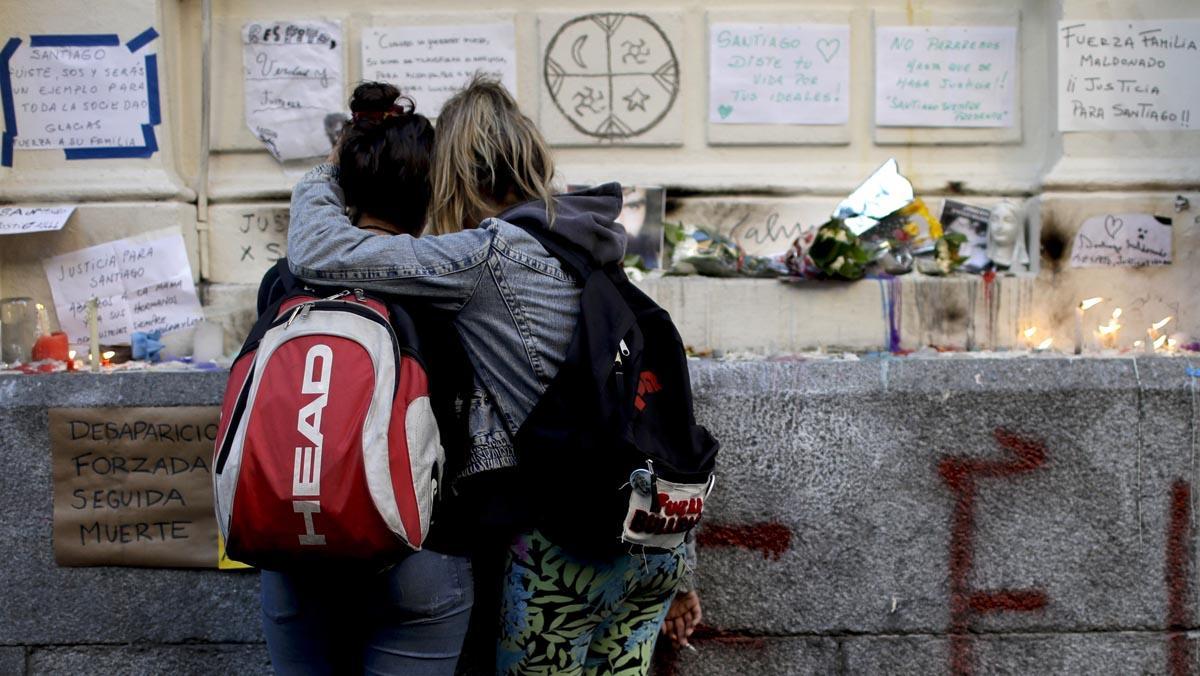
[338,82,435,235]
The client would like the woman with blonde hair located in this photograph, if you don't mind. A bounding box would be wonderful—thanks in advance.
[288,76,692,674]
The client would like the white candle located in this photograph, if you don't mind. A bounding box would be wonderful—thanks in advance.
[1074,297,1103,355]
[86,297,100,372]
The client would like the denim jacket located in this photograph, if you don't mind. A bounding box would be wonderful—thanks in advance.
[287,164,627,480]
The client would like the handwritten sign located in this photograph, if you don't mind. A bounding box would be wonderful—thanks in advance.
[1057,20,1200,131]
[709,23,850,125]
[362,23,517,117]
[0,206,74,235]
[875,25,1017,127]
[1069,213,1172,268]
[3,30,160,161]
[51,407,219,568]
[42,230,203,344]
[242,21,344,161]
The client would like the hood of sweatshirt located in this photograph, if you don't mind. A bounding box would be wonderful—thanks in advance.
[497,182,628,266]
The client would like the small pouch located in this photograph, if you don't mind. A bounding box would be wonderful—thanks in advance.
[621,463,715,550]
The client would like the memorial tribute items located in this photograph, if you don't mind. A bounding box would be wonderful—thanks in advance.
[242,21,344,161]
[0,297,37,365]
[51,406,220,568]
[875,24,1018,128]
[42,229,204,346]
[0,206,75,235]
[2,28,161,164]
[941,200,992,272]
[361,22,517,118]
[986,201,1029,271]
[1057,20,1200,132]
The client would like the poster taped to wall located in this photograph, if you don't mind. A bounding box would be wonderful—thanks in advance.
[0,206,74,235]
[42,228,204,344]
[875,25,1018,128]
[709,23,850,125]
[1069,213,1172,268]
[1057,20,1200,132]
[362,23,517,118]
[0,28,162,166]
[242,20,344,161]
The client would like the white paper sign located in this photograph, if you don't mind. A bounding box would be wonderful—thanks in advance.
[1069,213,1172,268]
[875,25,1017,127]
[1057,20,1200,132]
[242,21,344,161]
[0,206,74,235]
[42,231,204,344]
[7,43,153,149]
[709,23,850,125]
[362,23,517,117]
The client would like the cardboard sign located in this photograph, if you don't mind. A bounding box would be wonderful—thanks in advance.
[51,407,219,568]
[362,22,517,118]
[242,20,344,161]
[1057,20,1200,131]
[709,22,850,125]
[42,229,203,345]
[875,25,1018,128]
[1070,213,1172,268]
[0,205,74,235]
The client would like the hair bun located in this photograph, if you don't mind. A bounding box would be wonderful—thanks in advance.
[350,81,414,115]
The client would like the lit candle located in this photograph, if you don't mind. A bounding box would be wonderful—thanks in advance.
[1074,297,1103,355]
[1035,337,1054,352]
[67,350,77,372]
[1022,327,1038,351]
[1147,316,1174,354]
[101,350,115,368]
[87,297,100,373]
[1096,308,1122,350]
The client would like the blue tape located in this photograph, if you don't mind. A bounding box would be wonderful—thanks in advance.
[125,27,158,53]
[64,145,154,160]
[0,38,20,167]
[145,53,160,125]
[29,34,119,47]
[141,123,157,153]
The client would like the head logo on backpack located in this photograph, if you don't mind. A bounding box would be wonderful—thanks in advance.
[507,199,719,558]
[213,260,444,569]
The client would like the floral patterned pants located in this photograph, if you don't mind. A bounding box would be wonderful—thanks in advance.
[497,529,686,676]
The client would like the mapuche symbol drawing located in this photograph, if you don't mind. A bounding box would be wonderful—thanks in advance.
[544,13,679,140]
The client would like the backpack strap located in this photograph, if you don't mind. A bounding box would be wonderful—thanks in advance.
[505,217,595,284]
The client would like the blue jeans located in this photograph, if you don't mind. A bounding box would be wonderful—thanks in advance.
[260,550,473,675]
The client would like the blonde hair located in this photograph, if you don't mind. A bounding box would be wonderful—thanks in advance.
[430,75,555,235]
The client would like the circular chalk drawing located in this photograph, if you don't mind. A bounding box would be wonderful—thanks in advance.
[544,13,679,140]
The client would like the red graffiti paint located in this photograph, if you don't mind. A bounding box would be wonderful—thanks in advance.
[697,522,792,560]
[938,428,1049,676]
[1166,480,1192,676]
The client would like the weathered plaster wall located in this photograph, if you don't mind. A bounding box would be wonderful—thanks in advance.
[2,1,1196,356]
[2,358,1198,674]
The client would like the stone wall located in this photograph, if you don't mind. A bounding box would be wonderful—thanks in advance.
[2,357,1198,674]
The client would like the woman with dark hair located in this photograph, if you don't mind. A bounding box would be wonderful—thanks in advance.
[288,76,697,676]
[257,82,475,676]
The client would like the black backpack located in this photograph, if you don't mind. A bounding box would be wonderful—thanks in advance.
[509,219,719,559]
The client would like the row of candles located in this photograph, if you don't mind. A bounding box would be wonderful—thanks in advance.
[1017,297,1183,354]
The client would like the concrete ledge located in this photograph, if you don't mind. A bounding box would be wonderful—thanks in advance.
[27,644,270,676]
[2,358,1199,674]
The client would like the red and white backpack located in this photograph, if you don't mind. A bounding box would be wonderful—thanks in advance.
[213,263,443,569]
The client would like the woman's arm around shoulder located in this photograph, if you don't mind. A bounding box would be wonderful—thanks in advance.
[287,163,494,309]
